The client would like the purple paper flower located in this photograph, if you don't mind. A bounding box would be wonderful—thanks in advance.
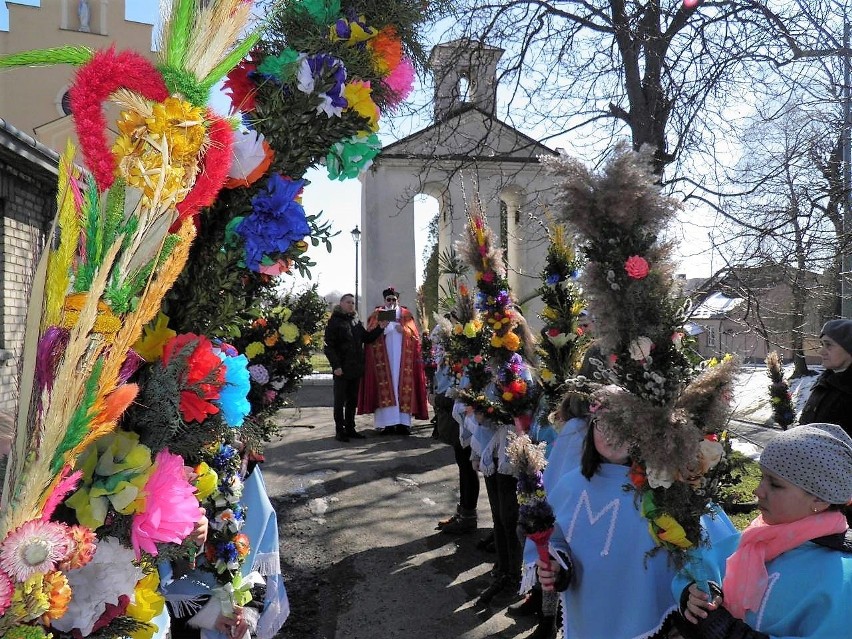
[296,53,348,117]
[248,363,270,385]
[236,175,311,272]
[545,273,562,285]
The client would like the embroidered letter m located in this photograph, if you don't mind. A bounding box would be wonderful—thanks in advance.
[565,490,620,556]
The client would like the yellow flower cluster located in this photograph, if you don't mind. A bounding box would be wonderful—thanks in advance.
[9,571,70,625]
[491,331,520,351]
[113,97,206,208]
[61,293,123,339]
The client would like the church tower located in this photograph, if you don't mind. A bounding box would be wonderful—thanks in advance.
[428,39,504,121]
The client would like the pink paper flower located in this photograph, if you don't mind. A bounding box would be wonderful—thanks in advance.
[131,450,202,558]
[0,569,13,617]
[624,255,650,279]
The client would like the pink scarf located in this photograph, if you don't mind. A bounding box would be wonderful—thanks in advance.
[722,511,848,619]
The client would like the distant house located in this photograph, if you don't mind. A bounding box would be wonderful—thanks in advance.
[687,266,829,365]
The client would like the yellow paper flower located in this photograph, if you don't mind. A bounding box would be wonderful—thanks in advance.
[126,572,165,639]
[653,514,693,549]
[65,431,153,529]
[272,306,293,321]
[343,81,379,131]
[279,322,300,343]
[453,324,463,335]
[302,333,313,345]
[192,462,218,502]
[10,573,50,623]
[463,322,478,338]
[502,391,514,401]
[502,331,521,352]
[245,341,265,360]
[134,313,177,362]
[541,306,558,320]
[490,334,504,348]
[541,368,554,382]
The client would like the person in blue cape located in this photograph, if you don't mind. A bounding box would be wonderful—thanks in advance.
[159,465,289,639]
[536,413,736,639]
[675,423,852,639]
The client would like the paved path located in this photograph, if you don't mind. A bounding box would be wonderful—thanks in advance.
[266,379,534,639]
[266,379,781,638]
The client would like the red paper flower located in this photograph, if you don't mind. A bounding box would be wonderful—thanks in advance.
[223,57,259,113]
[547,328,561,337]
[162,333,225,422]
[624,255,650,280]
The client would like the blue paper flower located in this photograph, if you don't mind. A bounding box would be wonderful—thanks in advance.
[217,353,251,427]
[545,273,562,285]
[236,175,311,272]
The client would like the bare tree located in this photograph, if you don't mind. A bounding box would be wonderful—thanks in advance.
[433,1,798,174]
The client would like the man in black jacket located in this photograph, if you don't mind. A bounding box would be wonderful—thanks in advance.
[323,293,380,442]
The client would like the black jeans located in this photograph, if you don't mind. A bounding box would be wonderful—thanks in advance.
[454,442,480,512]
[484,471,521,584]
[333,375,360,433]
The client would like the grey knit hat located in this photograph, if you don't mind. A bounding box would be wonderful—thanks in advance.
[760,423,852,504]
[820,319,852,356]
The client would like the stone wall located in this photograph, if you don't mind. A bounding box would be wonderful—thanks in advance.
[0,122,58,415]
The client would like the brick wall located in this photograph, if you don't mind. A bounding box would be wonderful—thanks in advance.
[0,143,56,415]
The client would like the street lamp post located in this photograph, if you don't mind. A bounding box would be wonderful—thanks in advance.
[351,226,361,311]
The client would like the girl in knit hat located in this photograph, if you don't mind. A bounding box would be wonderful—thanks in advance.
[676,423,852,639]
[799,319,852,437]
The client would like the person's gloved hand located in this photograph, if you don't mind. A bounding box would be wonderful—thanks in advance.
[694,605,770,639]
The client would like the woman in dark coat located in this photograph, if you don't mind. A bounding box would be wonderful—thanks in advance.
[323,293,381,442]
[800,319,852,437]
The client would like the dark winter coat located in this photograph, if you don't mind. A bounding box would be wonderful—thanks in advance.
[323,306,379,379]
[799,367,852,437]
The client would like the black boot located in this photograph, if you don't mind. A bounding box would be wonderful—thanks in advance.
[441,508,477,535]
[334,429,349,442]
[476,573,508,606]
[345,427,366,439]
[506,587,542,618]
[526,615,556,639]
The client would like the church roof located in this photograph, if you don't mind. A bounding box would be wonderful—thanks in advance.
[379,104,555,163]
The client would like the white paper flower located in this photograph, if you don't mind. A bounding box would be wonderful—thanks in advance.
[646,465,675,489]
[628,336,654,361]
[51,537,142,635]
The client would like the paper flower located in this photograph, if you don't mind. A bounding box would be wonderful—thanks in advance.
[217,352,251,427]
[223,57,259,113]
[344,80,379,131]
[368,26,403,75]
[162,333,225,422]
[245,341,265,360]
[384,56,415,107]
[58,525,97,571]
[624,255,650,279]
[192,462,219,502]
[225,128,274,189]
[131,449,201,558]
[330,15,378,44]
[278,322,300,343]
[628,336,654,361]
[236,174,311,272]
[296,53,348,117]
[0,568,13,617]
[325,132,381,180]
[0,520,71,582]
[65,431,153,529]
[37,570,71,625]
[248,364,270,384]
[125,571,165,639]
[51,537,142,636]
[134,313,177,362]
